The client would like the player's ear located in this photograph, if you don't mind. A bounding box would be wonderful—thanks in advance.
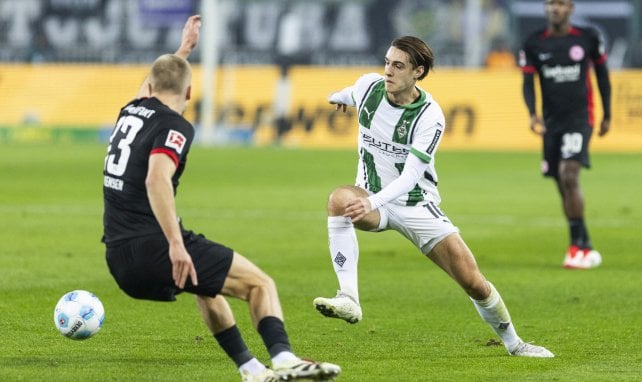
[186,85,192,101]
[415,65,425,80]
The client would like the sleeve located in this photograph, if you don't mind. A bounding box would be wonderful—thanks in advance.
[409,112,445,165]
[590,29,611,119]
[150,115,194,168]
[518,39,537,75]
[351,73,385,107]
[519,39,537,116]
[522,72,537,116]
[328,86,356,106]
[367,154,429,210]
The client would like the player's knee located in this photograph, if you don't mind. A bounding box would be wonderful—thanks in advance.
[327,186,362,215]
[247,268,277,296]
[461,275,489,300]
[558,171,579,191]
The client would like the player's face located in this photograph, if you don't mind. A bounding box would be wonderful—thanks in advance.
[383,46,421,96]
[544,0,573,28]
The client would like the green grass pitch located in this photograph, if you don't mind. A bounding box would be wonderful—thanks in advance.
[1,143,640,381]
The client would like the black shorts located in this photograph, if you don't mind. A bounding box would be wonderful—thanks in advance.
[105,230,234,301]
[541,124,592,178]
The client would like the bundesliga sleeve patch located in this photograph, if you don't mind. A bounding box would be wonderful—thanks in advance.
[165,130,187,154]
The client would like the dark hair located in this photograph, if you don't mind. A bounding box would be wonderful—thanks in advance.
[390,36,434,80]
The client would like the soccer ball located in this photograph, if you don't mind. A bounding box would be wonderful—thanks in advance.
[53,290,105,340]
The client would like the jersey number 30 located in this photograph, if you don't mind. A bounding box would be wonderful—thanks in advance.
[105,115,144,176]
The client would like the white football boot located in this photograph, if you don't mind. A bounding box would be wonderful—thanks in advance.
[509,341,555,358]
[241,368,280,382]
[313,291,362,324]
[274,358,341,381]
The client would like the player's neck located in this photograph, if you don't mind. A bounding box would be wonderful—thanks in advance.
[547,22,571,37]
[153,93,187,115]
[387,87,420,106]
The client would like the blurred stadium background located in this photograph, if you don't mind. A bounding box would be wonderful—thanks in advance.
[1,0,641,151]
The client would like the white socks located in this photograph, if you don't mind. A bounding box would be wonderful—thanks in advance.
[238,358,266,375]
[239,352,300,377]
[271,351,299,368]
[328,216,360,302]
[471,282,521,352]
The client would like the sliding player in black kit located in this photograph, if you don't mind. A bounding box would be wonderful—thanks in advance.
[519,0,611,269]
[102,15,340,382]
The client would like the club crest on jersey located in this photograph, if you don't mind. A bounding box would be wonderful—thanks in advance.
[569,45,584,61]
[397,120,409,139]
[165,130,186,154]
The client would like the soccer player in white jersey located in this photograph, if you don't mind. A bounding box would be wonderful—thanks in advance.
[313,36,554,358]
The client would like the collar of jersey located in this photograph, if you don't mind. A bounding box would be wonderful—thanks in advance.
[384,87,427,109]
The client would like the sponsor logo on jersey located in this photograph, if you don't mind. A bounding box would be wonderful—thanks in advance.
[569,45,585,61]
[538,52,553,61]
[362,132,408,158]
[165,130,186,154]
[542,64,580,83]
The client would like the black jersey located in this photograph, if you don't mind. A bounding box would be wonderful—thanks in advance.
[102,97,194,245]
[520,26,607,129]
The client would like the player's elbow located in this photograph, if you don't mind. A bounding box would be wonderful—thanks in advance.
[145,171,168,192]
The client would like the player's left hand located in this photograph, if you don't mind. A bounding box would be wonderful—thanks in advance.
[344,197,372,223]
[598,118,611,137]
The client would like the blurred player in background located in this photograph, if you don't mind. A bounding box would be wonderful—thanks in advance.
[102,15,340,382]
[314,36,554,358]
[520,0,611,269]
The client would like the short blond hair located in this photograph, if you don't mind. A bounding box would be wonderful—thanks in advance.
[149,54,191,95]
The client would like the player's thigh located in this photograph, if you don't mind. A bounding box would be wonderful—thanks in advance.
[105,235,177,301]
[384,202,459,254]
[427,233,488,299]
[219,252,276,301]
[182,230,235,298]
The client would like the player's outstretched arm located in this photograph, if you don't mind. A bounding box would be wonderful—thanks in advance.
[328,86,355,113]
[135,15,202,99]
[175,15,202,60]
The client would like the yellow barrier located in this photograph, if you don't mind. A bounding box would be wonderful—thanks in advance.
[1,64,640,152]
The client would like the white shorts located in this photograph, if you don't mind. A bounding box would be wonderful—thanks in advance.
[376,201,459,254]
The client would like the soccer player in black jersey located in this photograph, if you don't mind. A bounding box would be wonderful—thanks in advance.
[102,15,339,382]
[519,0,611,269]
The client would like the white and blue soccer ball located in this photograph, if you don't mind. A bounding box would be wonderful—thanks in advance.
[53,290,105,340]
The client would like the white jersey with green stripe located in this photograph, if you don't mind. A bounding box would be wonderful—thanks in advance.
[351,73,445,206]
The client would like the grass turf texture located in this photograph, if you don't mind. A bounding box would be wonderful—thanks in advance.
[0,143,640,381]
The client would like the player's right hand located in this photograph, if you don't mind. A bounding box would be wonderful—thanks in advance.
[344,197,372,223]
[169,243,199,289]
[329,93,348,112]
